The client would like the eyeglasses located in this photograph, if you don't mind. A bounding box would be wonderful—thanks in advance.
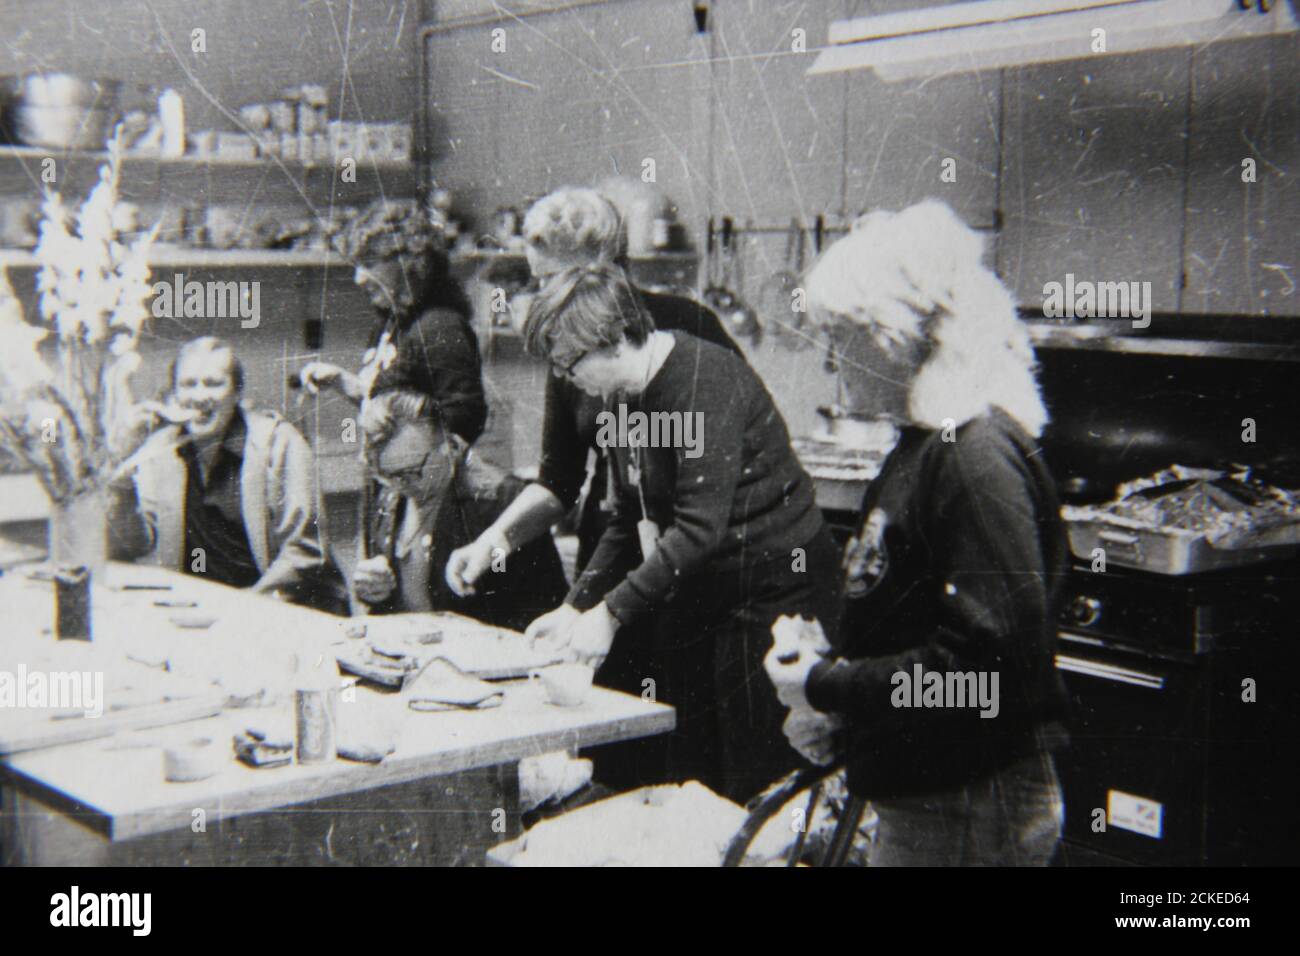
[374,449,433,487]
[552,350,589,381]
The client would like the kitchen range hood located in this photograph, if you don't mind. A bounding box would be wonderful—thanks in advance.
[809,0,1299,81]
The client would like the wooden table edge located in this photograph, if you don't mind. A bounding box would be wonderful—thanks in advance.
[2,705,677,842]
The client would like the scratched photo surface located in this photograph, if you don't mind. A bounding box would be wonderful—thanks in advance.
[0,0,1297,872]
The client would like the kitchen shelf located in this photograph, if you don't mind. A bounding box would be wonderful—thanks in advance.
[0,143,410,171]
[1,248,697,272]
[0,246,347,270]
[452,250,698,265]
[1026,322,1300,364]
[451,250,700,288]
[0,144,416,209]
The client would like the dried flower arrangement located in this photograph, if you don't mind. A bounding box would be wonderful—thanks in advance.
[0,131,158,506]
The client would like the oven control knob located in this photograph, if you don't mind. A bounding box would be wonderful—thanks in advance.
[1067,595,1103,628]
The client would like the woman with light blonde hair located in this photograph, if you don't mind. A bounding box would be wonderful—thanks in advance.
[521,186,627,271]
[764,199,1070,866]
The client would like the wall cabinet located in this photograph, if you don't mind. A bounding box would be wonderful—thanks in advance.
[710,0,849,225]
[1184,33,1299,318]
[998,50,1189,315]
[842,67,1000,227]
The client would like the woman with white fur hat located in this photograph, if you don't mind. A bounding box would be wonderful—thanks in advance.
[764,199,1070,866]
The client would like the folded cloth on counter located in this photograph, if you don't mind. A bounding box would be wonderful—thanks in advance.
[336,645,419,688]
[236,703,401,765]
[405,658,503,711]
[337,737,396,763]
[519,752,593,812]
[242,713,293,749]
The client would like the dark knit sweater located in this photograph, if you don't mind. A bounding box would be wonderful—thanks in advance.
[806,408,1070,799]
[567,331,823,624]
[536,290,741,510]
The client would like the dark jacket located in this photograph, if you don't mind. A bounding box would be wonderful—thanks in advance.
[806,408,1070,799]
[108,407,349,615]
[364,454,567,632]
[366,306,488,445]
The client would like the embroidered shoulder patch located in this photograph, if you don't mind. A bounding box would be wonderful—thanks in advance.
[843,507,889,598]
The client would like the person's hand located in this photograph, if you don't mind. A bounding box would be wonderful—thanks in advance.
[445,532,507,597]
[783,710,842,767]
[353,555,396,604]
[298,360,343,393]
[109,399,195,460]
[109,402,159,460]
[562,602,618,670]
[524,604,582,653]
[299,361,362,399]
[764,615,831,711]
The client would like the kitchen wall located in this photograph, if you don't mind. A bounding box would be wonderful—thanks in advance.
[1,0,1294,488]
[422,0,1299,467]
[423,0,1297,314]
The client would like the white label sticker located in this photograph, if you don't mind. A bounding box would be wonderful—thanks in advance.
[1108,789,1163,839]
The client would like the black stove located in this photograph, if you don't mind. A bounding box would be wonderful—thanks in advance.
[1058,559,1300,659]
[811,343,1300,865]
[1052,557,1300,866]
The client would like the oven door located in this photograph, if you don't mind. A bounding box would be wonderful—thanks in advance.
[1054,633,1208,866]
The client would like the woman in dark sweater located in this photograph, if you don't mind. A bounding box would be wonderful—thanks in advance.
[298,201,486,444]
[764,200,1069,866]
[519,263,842,802]
[447,187,741,588]
[443,188,746,789]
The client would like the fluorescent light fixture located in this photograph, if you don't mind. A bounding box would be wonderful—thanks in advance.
[810,0,1298,81]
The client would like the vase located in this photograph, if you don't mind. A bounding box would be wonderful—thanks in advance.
[47,487,109,577]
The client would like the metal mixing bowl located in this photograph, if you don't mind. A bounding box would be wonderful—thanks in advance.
[10,73,120,149]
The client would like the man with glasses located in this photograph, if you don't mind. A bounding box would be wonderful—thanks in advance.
[352,389,566,631]
[508,265,841,802]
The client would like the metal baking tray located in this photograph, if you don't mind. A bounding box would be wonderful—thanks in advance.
[1064,514,1299,575]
